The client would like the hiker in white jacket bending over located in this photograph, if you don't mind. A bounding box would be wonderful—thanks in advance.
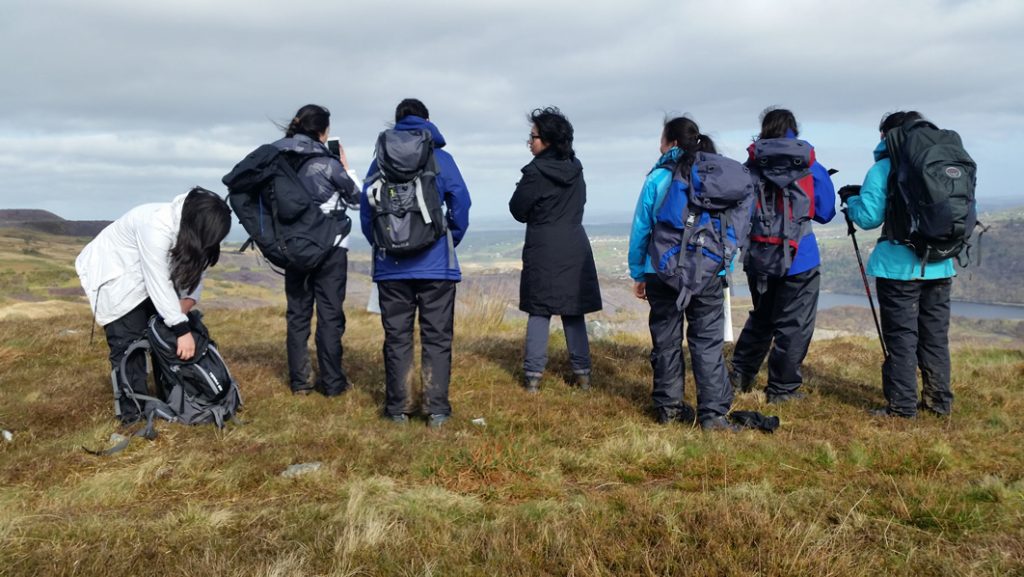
[76,187,232,424]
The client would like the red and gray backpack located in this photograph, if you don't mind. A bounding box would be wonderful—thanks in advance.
[744,138,816,277]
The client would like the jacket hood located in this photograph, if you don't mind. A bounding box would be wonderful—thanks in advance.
[650,147,681,173]
[170,193,188,233]
[272,133,328,154]
[873,139,888,161]
[395,115,447,148]
[528,149,582,186]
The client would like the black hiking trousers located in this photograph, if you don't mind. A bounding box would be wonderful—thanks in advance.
[645,275,732,421]
[104,299,158,424]
[285,246,350,394]
[731,267,820,396]
[876,277,953,417]
[378,279,456,418]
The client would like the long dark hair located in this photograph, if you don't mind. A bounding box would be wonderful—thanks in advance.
[663,116,716,170]
[530,107,575,160]
[879,110,925,135]
[759,107,799,139]
[170,187,232,294]
[285,104,331,139]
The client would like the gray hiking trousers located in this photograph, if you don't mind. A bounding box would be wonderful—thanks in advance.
[645,275,732,420]
[876,277,953,416]
[731,267,820,396]
[523,314,592,377]
[378,279,456,417]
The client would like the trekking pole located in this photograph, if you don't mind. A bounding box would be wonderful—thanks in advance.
[842,206,888,358]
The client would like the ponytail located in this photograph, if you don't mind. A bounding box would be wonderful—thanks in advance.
[664,116,717,176]
[282,104,331,140]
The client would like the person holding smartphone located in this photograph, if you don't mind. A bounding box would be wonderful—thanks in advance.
[272,104,361,397]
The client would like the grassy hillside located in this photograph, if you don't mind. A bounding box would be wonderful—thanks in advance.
[0,230,1023,576]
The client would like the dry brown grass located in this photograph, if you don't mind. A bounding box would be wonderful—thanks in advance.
[0,231,1022,576]
[1,301,1022,576]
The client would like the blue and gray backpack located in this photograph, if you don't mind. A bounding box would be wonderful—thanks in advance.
[648,152,756,309]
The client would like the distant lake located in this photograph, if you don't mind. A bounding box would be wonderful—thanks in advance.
[730,285,1024,321]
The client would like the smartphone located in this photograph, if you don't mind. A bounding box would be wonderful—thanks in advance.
[327,139,340,157]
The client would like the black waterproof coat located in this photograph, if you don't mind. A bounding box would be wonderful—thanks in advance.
[510,150,602,316]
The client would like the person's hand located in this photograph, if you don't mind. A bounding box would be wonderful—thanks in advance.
[633,281,647,300]
[838,184,862,205]
[177,333,196,361]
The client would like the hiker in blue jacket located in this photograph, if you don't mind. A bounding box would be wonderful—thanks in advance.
[627,116,736,430]
[360,98,471,428]
[842,111,955,418]
[729,108,836,404]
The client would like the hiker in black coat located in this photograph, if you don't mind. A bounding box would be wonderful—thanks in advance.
[509,107,602,393]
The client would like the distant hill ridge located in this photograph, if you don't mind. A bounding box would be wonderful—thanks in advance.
[0,209,110,237]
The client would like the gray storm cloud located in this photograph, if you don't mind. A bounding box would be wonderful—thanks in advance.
[1,0,1021,220]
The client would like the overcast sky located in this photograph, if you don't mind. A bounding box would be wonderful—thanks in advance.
[2,0,1021,226]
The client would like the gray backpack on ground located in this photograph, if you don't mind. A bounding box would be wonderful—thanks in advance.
[114,312,240,432]
[87,311,241,455]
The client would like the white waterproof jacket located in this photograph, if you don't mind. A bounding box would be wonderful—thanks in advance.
[76,194,200,328]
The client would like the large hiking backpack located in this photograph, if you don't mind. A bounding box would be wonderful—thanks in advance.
[222,145,348,273]
[745,138,817,277]
[883,119,978,269]
[365,129,447,255]
[648,151,756,309]
[111,311,242,433]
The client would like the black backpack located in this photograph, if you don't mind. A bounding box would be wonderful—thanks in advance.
[365,129,447,255]
[648,152,757,309]
[744,138,817,277]
[222,145,349,272]
[884,119,979,270]
[87,310,243,455]
[110,311,242,430]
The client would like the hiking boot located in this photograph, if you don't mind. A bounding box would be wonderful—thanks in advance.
[523,376,541,394]
[574,373,591,391]
[677,403,697,426]
[918,401,950,417]
[428,414,450,428]
[730,369,755,393]
[654,404,697,426]
[700,415,742,432]
[868,407,915,419]
[386,413,410,424]
[655,407,678,425]
[766,391,807,405]
[313,382,348,398]
[291,387,313,396]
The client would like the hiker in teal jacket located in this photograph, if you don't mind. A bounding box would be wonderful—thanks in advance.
[627,147,680,281]
[843,110,955,418]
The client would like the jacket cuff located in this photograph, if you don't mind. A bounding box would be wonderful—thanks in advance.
[169,321,191,337]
